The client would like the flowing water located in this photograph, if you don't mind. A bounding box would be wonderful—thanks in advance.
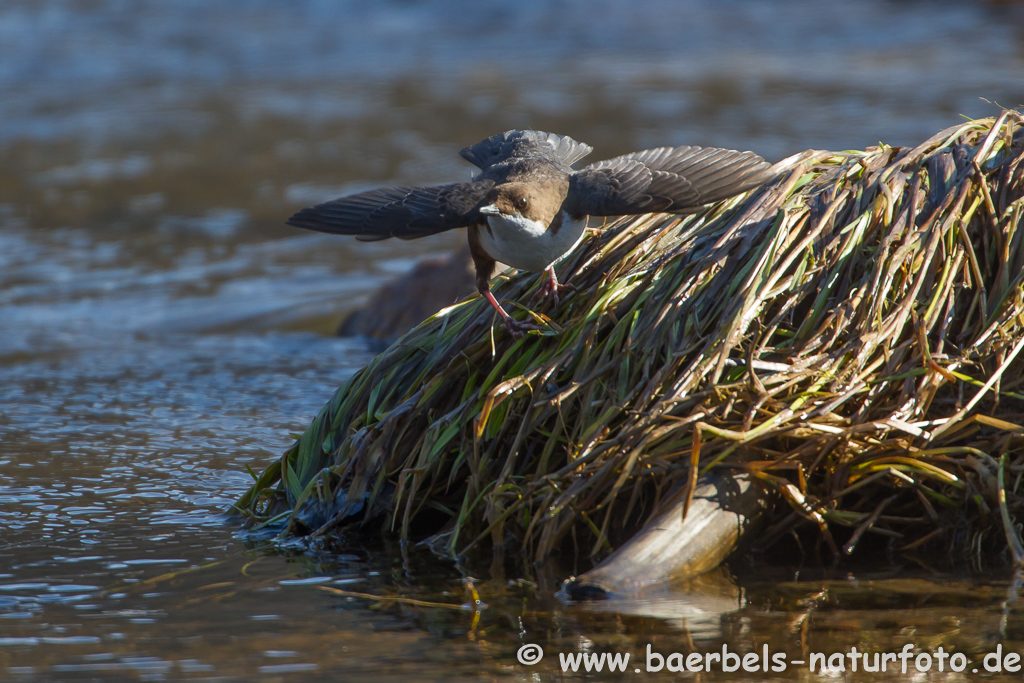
[3,0,1024,679]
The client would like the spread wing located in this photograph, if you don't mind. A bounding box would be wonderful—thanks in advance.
[459,130,593,170]
[286,181,494,241]
[566,146,773,216]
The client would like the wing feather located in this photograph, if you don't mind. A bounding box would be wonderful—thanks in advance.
[567,146,772,216]
[286,181,493,241]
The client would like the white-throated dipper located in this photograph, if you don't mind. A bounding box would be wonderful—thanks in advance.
[288,130,773,337]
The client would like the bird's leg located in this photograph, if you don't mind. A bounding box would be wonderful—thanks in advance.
[530,266,576,310]
[469,227,542,338]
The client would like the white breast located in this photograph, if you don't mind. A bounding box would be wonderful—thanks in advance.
[478,211,588,272]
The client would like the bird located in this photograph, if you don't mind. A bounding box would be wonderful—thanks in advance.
[287,130,774,337]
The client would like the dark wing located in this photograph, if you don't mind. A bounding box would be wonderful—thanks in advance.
[286,181,493,241]
[566,146,773,216]
[459,130,593,170]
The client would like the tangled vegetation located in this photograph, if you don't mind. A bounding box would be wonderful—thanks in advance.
[237,112,1024,567]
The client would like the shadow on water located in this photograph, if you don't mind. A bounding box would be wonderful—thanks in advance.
[2,0,1024,679]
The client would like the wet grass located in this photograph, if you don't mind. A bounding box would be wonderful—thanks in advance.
[236,112,1024,567]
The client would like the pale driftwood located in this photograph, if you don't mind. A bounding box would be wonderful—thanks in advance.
[561,473,766,599]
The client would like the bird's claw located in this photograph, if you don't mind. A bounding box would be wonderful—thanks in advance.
[501,316,545,339]
[530,279,576,310]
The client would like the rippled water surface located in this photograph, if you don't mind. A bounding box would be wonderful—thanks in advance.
[3,0,1024,680]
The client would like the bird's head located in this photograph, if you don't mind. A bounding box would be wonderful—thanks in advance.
[479,183,534,218]
[478,182,564,229]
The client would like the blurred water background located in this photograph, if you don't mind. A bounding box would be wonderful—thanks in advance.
[2,0,1024,680]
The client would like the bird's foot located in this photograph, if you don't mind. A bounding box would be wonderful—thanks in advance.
[501,315,546,339]
[483,287,547,338]
[530,270,577,310]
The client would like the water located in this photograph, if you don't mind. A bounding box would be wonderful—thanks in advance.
[2,0,1024,679]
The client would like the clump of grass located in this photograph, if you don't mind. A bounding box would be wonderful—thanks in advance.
[236,112,1024,566]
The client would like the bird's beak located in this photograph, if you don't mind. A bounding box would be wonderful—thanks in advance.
[478,204,500,216]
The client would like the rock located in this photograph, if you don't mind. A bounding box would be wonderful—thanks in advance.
[338,245,494,343]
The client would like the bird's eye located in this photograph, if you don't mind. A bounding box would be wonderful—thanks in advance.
[518,197,528,208]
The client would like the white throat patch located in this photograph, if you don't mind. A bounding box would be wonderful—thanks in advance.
[478,211,587,272]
